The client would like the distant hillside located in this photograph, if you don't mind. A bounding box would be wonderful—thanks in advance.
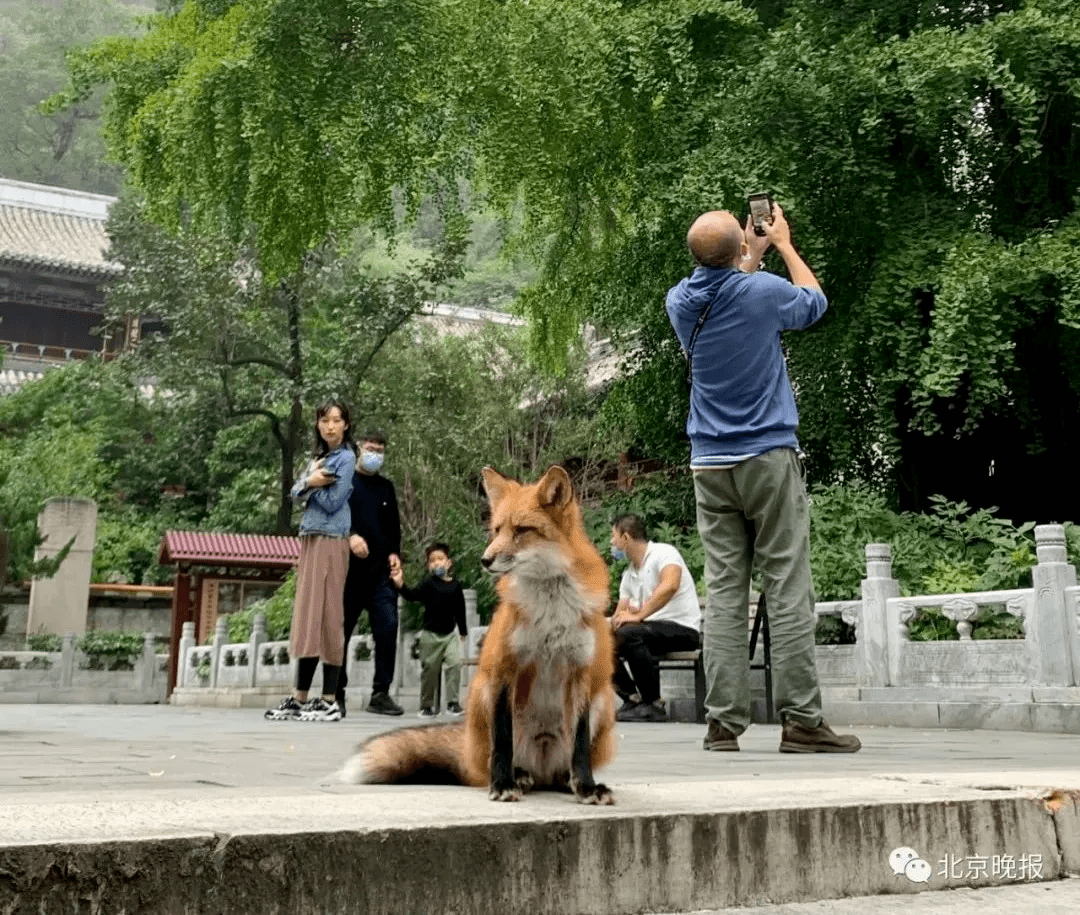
[0,0,154,194]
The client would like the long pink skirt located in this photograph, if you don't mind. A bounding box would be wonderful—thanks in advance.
[289,535,348,664]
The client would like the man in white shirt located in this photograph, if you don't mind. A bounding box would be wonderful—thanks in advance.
[609,513,701,722]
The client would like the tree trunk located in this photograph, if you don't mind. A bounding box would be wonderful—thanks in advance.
[275,280,305,534]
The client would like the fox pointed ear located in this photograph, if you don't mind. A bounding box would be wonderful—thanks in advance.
[537,465,573,510]
[481,467,512,507]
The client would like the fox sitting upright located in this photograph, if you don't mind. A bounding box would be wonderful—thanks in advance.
[341,464,617,804]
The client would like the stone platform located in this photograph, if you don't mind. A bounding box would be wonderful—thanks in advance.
[1,705,1078,913]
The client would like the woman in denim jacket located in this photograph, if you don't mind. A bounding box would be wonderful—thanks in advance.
[265,400,355,722]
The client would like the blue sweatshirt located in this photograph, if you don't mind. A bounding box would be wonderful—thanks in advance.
[290,445,355,537]
[665,266,827,468]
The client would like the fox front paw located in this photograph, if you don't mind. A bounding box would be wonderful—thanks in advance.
[575,782,615,806]
[489,781,522,802]
[514,768,535,794]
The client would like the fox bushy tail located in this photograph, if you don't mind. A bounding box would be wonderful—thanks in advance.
[341,723,469,785]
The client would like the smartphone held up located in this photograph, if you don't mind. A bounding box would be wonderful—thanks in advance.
[748,192,774,237]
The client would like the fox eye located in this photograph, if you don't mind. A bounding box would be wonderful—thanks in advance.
[514,525,537,538]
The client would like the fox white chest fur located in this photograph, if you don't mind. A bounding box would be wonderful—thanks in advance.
[507,545,597,667]
[502,546,600,781]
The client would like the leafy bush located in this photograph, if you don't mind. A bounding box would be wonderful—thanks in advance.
[76,631,144,669]
[225,573,296,643]
[809,486,1044,603]
[25,633,62,652]
[815,616,856,645]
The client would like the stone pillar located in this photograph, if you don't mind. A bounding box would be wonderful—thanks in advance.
[209,616,228,688]
[858,543,900,687]
[1029,524,1077,686]
[60,632,76,688]
[177,621,195,689]
[249,612,267,687]
[464,588,479,632]
[26,498,97,637]
[136,632,157,694]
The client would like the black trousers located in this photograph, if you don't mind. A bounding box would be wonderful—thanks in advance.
[614,619,700,704]
[338,573,398,699]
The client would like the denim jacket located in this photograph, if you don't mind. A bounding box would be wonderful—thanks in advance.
[291,445,354,538]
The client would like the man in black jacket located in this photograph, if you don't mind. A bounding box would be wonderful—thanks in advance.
[337,431,404,716]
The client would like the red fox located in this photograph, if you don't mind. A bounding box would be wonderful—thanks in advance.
[341,464,617,803]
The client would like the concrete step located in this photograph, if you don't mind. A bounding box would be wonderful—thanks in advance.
[2,706,1078,914]
[3,775,1078,913]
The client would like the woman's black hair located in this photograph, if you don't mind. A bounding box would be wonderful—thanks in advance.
[313,400,355,458]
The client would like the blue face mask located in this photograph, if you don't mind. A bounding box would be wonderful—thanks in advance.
[360,450,384,473]
[433,565,449,579]
[610,546,627,562]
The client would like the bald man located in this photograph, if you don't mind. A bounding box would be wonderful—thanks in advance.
[665,203,860,755]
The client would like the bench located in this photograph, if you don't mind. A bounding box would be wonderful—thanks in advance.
[657,650,707,724]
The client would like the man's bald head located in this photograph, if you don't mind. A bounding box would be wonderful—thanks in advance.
[687,210,745,268]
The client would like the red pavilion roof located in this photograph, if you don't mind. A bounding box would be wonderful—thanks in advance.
[158,530,300,569]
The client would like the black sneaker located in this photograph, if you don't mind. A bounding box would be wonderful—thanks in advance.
[616,698,640,717]
[446,702,464,717]
[335,695,347,719]
[367,691,404,716]
[617,700,668,722]
[418,706,438,719]
[298,698,342,722]
[264,696,302,721]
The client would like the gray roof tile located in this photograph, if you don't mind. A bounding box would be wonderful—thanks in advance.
[0,178,119,278]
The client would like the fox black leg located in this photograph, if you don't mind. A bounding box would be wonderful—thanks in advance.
[489,686,520,801]
[570,711,614,805]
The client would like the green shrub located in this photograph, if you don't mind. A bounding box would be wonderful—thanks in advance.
[76,631,144,669]
[815,616,856,645]
[25,633,63,652]
[972,606,1024,640]
[225,573,296,643]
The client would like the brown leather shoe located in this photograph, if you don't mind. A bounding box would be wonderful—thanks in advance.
[779,720,861,753]
[702,719,739,751]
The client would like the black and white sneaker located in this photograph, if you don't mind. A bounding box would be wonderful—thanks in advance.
[298,698,342,722]
[418,706,439,719]
[446,702,464,717]
[264,696,302,721]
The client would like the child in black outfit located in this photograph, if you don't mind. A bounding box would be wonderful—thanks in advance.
[390,542,468,718]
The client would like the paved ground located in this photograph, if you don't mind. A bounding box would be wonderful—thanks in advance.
[3,703,1078,796]
[1,704,1078,913]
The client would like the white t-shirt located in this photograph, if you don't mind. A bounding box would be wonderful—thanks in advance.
[619,542,701,632]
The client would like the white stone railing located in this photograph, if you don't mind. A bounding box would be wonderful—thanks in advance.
[177,618,397,693]
[813,524,1080,690]
[0,632,168,702]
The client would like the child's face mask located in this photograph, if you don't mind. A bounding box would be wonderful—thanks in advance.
[359,449,384,473]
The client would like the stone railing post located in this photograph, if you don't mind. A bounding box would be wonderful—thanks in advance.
[859,543,900,687]
[60,633,76,688]
[249,612,267,687]
[136,632,156,695]
[178,621,195,688]
[210,616,228,688]
[1029,524,1077,686]
[464,588,479,632]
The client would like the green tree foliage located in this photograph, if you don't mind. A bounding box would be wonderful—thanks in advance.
[51,0,472,280]
[0,358,201,584]
[103,196,466,532]
[52,1,1080,518]
[451,0,1080,521]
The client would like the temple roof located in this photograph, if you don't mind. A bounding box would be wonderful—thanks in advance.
[158,530,301,570]
[0,178,119,279]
